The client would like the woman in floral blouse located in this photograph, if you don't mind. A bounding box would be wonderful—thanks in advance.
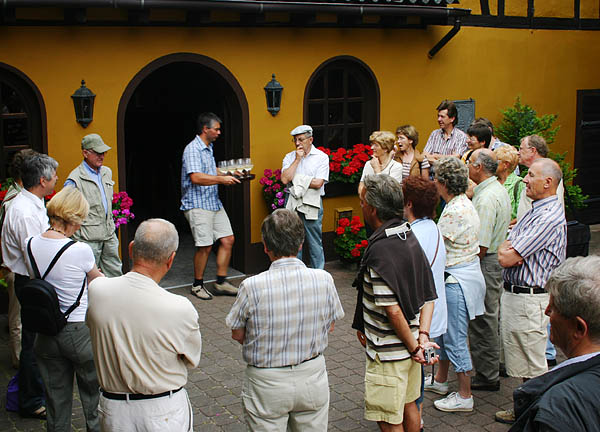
[424,157,486,413]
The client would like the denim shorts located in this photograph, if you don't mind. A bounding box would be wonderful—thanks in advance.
[436,282,472,373]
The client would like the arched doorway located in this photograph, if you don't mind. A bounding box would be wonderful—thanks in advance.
[117,53,250,283]
[0,63,47,180]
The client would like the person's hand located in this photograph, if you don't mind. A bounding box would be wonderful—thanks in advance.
[412,340,440,365]
[356,330,367,348]
[295,147,306,160]
[370,157,382,173]
[221,175,241,185]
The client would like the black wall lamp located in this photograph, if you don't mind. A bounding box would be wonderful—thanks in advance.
[71,80,95,128]
[264,74,283,116]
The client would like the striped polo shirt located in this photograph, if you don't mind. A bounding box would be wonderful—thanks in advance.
[180,136,222,212]
[423,127,468,156]
[363,267,420,362]
[504,195,566,288]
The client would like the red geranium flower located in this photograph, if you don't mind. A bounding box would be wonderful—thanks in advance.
[350,248,361,257]
[338,218,350,227]
[336,227,346,235]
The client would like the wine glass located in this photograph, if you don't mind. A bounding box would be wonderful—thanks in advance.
[217,161,229,175]
[243,158,254,173]
[227,159,238,174]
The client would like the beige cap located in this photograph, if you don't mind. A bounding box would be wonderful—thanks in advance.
[82,134,111,153]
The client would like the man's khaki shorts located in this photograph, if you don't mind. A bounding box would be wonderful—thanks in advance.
[184,207,233,247]
[364,355,421,425]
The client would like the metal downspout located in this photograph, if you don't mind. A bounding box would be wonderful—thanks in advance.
[428,16,461,59]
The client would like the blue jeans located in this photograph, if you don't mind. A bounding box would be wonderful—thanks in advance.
[437,282,472,373]
[14,274,45,414]
[297,204,324,269]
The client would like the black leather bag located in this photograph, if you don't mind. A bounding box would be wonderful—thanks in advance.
[21,238,85,336]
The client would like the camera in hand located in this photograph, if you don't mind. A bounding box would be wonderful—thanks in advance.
[423,346,435,363]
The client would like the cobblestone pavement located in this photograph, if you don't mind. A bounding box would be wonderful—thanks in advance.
[5,225,598,432]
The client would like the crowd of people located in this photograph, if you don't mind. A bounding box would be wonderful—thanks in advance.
[0,101,599,432]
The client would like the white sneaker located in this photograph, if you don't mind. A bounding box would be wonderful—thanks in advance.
[434,392,474,412]
[191,285,213,300]
[209,281,239,296]
[423,374,449,395]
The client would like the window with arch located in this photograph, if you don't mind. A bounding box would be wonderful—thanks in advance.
[0,65,44,181]
[304,57,379,150]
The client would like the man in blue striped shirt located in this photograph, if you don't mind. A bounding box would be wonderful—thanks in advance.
[181,112,240,300]
[495,158,567,425]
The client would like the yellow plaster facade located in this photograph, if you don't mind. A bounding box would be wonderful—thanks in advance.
[1,22,599,244]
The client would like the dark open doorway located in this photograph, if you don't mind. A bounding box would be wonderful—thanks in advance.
[117,54,250,283]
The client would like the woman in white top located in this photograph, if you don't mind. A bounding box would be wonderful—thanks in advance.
[358,131,403,197]
[25,187,103,432]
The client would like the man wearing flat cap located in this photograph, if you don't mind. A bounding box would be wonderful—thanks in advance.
[281,125,329,269]
[65,133,122,277]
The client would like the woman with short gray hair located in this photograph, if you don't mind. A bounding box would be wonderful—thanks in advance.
[424,157,485,413]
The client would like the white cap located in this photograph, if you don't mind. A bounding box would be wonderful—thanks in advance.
[290,125,313,136]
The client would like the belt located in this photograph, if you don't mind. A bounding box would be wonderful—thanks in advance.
[504,282,545,295]
[253,353,321,369]
[101,387,182,401]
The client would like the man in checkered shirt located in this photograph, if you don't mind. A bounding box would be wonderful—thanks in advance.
[226,209,344,431]
[180,112,240,300]
[423,99,468,163]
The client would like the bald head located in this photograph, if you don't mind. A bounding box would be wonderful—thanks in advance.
[531,158,562,187]
[132,218,179,265]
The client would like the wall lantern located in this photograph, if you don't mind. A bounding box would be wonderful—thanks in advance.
[71,80,96,128]
[264,74,283,116]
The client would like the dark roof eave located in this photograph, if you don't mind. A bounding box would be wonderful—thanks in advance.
[2,0,472,19]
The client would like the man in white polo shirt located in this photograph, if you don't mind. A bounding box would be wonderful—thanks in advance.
[281,125,329,269]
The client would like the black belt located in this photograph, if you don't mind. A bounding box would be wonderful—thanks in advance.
[253,353,321,369]
[504,282,545,295]
[101,387,182,401]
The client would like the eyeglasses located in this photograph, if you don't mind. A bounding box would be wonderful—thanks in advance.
[292,136,309,144]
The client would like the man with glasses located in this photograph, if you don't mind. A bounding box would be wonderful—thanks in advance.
[65,134,122,277]
[281,125,329,269]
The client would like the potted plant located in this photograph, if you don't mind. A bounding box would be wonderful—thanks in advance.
[112,191,135,228]
[259,169,286,212]
[334,216,368,263]
[496,96,588,216]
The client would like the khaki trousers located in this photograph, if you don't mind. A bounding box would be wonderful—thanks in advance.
[85,233,122,277]
[468,253,503,382]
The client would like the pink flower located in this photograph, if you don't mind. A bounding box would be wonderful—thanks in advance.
[264,169,273,178]
[276,192,283,198]
[277,199,284,206]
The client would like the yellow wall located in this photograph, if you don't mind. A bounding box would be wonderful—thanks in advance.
[1,24,598,243]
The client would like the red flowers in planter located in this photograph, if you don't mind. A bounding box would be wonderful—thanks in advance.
[334,216,368,263]
[318,144,372,184]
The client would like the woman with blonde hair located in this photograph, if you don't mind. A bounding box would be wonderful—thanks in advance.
[358,130,403,196]
[395,125,430,180]
[25,186,103,431]
[494,145,524,220]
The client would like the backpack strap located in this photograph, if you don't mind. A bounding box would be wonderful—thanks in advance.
[513,177,523,203]
[63,278,86,318]
[40,240,76,280]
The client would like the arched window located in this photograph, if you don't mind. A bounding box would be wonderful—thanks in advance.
[304,56,379,150]
[0,65,45,180]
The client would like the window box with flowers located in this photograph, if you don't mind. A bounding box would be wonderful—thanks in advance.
[334,216,368,263]
[317,144,372,198]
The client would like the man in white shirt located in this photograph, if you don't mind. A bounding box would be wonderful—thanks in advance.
[281,125,329,269]
[86,219,202,431]
[1,152,58,420]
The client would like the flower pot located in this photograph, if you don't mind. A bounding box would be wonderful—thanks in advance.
[325,181,358,198]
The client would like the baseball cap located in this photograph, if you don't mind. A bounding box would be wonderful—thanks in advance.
[81,134,111,153]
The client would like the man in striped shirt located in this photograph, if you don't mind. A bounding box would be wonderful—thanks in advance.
[357,174,437,431]
[226,209,344,431]
[495,158,567,425]
[423,100,468,163]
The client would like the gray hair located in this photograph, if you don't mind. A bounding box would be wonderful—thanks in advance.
[522,134,549,158]
[21,153,58,190]
[531,158,563,186]
[434,157,468,196]
[301,130,313,139]
[132,218,179,264]
[546,256,600,343]
[363,174,404,222]
[261,209,305,258]
[473,149,498,175]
